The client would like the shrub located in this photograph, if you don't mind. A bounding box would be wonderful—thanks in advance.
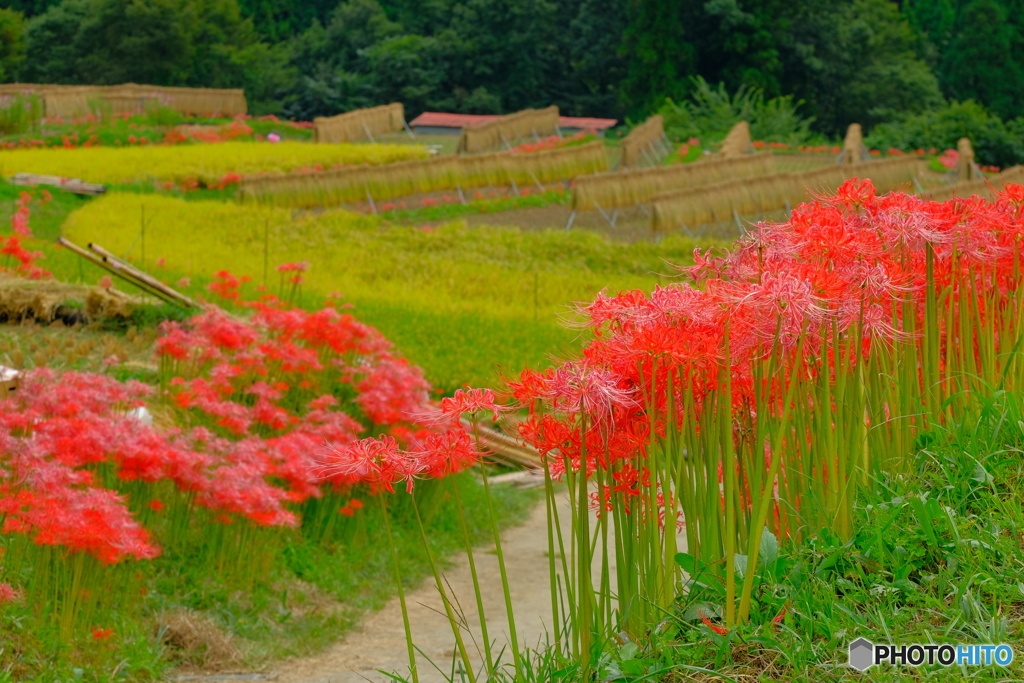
[658,76,814,146]
[865,100,1024,168]
[0,93,43,136]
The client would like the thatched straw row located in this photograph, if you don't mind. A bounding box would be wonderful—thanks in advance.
[922,166,1024,202]
[457,106,560,154]
[0,83,246,117]
[238,140,608,208]
[572,153,775,211]
[313,103,405,143]
[651,156,925,232]
[620,115,666,168]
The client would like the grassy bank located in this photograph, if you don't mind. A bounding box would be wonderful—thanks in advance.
[58,192,715,389]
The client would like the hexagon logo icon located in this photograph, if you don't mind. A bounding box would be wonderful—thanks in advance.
[849,637,875,672]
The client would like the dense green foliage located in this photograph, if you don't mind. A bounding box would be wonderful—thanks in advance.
[1,0,1024,164]
[574,390,1024,682]
[866,100,1024,168]
[659,76,814,146]
[2,0,1024,158]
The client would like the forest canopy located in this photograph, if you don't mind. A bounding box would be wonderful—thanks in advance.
[1,0,1022,147]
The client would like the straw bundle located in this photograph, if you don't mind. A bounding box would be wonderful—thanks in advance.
[718,121,752,158]
[651,156,925,232]
[0,83,246,118]
[839,123,868,164]
[572,153,775,211]
[0,272,138,323]
[313,103,405,143]
[239,140,608,208]
[922,166,1024,202]
[620,115,667,168]
[956,137,981,181]
[457,106,560,154]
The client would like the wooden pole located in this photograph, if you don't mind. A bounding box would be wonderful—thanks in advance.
[564,209,576,231]
[534,270,539,322]
[140,204,145,269]
[57,238,174,303]
[85,241,199,308]
[528,171,545,194]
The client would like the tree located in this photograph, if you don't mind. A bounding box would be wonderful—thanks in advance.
[363,34,448,117]
[565,0,628,117]
[939,0,1024,120]
[620,0,694,117]
[444,0,560,112]
[0,7,24,81]
[780,0,943,135]
[21,0,91,83]
[284,0,403,119]
[0,1,61,17]
[234,0,335,42]
[25,0,196,84]
[689,0,786,97]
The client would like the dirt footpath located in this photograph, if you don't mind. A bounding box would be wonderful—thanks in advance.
[272,487,579,683]
[270,481,690,683]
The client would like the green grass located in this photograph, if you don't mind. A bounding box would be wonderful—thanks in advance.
[2,180,720,389]
[0,474,540,681]
[55,191,720,390]
[515,390,1024,683]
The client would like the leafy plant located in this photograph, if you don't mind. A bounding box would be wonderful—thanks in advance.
[865,100,1024,168]
[0,93,42,136]
[659,76,814,146]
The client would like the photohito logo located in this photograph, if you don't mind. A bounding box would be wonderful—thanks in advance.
[848,638,1015,672]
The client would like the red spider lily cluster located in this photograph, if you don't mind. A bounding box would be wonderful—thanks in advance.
[0,115,302,151]
[510,132,589,154]
[939,148,959,169]
[317,387,499,493]
[797,145,842,154]
[415,180,1024,527]
[160,172,242,193]
[2,191,52,279]
[157,278,480,499]
[0,276,482,570]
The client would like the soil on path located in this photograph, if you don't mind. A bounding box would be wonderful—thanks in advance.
[271,482,575,683]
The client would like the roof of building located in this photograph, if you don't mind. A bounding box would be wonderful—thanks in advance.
[409,111,617,130]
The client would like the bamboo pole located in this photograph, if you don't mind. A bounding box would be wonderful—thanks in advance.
[56,237,177,304]
[85,242,199,308]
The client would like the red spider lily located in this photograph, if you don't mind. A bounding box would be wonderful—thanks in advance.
[471,179,1024,555]
[939,148,959,169]
[699,610,729,635]
[0,280,464,563]
[0,583,20,603]
[440,388,506,421]
[510,132,587,154]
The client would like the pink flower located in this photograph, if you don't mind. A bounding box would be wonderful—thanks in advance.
[0,583,20,603]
